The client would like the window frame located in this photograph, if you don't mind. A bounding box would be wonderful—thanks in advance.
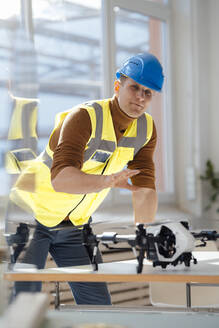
[101,0,175,204]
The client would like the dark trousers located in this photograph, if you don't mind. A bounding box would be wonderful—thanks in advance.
[14,221,111,305]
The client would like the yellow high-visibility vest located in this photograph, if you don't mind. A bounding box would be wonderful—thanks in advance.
[10,98,153,227]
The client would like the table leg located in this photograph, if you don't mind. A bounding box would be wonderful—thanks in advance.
[186,283,191,308]
[54,282,60,310]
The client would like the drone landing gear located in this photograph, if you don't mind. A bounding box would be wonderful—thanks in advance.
[82,224,100,271]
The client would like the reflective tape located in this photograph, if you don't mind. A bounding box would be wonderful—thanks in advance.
[84,102,116,162]
[118,114,147,155]
[22,101,38,139]
[98,140,116,153]
[41,150,53,169]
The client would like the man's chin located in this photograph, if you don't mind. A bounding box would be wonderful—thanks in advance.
[130,105,146,116]
[129,114,141,119]
[120,105,143,118]
[128,108,144,118]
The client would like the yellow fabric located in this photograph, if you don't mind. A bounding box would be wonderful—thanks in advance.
[29,106,38,138]
[8,96,39,140]
[10,99,153,227]
[5,148,37,174]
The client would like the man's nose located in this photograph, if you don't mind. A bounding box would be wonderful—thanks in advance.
[136,89,145,101]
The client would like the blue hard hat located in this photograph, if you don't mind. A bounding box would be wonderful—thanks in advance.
[116,53,164,92]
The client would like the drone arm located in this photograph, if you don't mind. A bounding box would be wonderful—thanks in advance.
[192,231,219,240]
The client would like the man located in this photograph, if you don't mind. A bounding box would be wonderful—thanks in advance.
[12,52,164,305]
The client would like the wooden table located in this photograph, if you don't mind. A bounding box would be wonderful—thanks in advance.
[4,252,219,308]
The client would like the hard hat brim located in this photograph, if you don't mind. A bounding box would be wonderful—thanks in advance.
[116,71,163,92]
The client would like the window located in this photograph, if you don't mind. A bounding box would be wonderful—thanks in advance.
[102,0,173,203]
[0,1,21,196]
[32,0,102,151]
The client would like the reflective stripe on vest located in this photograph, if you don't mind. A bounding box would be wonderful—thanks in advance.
[83,102,116,162]
[83,101,148,160]
[118,114,147,155]
[41,149,53,169]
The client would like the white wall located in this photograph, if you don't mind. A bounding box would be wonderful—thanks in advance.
[171,0,219,221]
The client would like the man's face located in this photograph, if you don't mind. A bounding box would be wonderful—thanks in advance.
[114,77,154,118]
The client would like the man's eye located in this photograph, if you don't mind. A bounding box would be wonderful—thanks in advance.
[145,90,152,97]
[131,85,138,90]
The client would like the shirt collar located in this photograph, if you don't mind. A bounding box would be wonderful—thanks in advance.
[110,95,135,132]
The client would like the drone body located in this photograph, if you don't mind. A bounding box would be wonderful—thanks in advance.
[146,221,196,269]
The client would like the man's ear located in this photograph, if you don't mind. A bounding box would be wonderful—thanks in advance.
[114,80,120,95]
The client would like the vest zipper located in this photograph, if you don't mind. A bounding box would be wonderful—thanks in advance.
[67,194,87,217]
[68,158,111,217]
[100,158,110,175]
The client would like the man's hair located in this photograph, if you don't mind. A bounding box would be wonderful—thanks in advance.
[118,73,128,85]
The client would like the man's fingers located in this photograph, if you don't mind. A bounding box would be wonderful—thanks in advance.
[113,169,140,184]
[108,169,140,188]
[120,169,140,178]
[126,169,140,177]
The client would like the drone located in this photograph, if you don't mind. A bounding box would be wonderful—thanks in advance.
[82,221,219,273]
[5,220,219,273]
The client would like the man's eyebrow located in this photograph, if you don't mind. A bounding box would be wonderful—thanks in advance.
[130,82,140,87]
[130,83,153,93]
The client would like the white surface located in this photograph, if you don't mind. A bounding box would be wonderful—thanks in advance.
[12,252,219,277]
[49,266,92,273]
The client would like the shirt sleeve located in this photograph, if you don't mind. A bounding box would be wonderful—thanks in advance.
[127,121,157,190]
[50,107,92,180]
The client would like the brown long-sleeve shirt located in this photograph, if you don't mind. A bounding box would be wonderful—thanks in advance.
[50,95,157,190]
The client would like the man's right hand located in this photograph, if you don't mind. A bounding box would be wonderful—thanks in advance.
[104,169,140,191]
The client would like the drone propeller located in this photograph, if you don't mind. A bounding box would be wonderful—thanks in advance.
[109,220,174,231]
[144,220,174,227]
[109,224,134,230]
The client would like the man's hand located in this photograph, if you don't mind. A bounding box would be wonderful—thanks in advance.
[104,169,141,191]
